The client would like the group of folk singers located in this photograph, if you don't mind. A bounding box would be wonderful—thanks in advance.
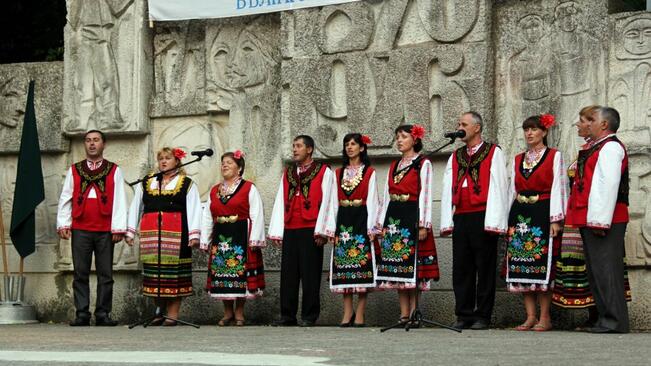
[56,105,631,333]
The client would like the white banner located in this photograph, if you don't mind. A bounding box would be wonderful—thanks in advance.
[149,0,361,21]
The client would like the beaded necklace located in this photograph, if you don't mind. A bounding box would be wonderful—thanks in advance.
[341,164,364,193]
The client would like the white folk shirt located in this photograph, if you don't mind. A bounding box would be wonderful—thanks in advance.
[125,175,202,241]
[507,149,568,223]
[199,182,266,250]
[586,133,626,229]
[440,144,509,234]
[377,157,433,231]
[267,165,337,240]
[56,161,128,234]
[330,169,380,236]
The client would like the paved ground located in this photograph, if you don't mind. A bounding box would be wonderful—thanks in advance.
[0,324,648,365]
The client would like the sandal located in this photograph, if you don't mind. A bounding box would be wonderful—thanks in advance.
[532,322,552,332]
[234,318,245,327]
[218,317,234,327]
[515,318,537,331]
[149,317,165,326]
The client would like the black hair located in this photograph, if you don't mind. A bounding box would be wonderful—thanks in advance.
[221,152,246,177]
[522,115,548,146]
[341,133,372,168]
[84,129,106,142]
[294,135,315,156]
[394,125,423,152]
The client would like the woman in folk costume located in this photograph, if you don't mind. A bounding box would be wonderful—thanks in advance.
[200,151,266,326]
[126,147,202,326]
[376,124,439,324]
[552,106,632,329]
[330,133,379,327]
[505,114,567,332]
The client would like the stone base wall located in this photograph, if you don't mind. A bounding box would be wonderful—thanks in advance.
[1,0,651,328]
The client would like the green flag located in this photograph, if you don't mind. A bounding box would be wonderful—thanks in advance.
[10,80,45,258]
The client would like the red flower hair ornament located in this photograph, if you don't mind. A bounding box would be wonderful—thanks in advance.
[540,114,556,129]
[173,148,186,160]
[233,150,245,160]
[361,135,372,145]
[411,124,426,140]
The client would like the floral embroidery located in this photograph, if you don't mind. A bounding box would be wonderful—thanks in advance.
[210,235,246,277]
[507,215,548,262]
[334,225,371,268]
[380,217,416,262]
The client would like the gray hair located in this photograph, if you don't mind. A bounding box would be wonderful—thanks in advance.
[596,107,620,133]
[464,111,483,131]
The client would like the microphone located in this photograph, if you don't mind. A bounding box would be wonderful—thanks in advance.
[444,130,466,139]
[191,148,214,158]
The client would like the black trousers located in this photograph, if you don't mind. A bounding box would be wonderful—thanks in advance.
[580,223,630,333]
[452,211,498,322]
[280,228,324,322]
[71,229,114,319]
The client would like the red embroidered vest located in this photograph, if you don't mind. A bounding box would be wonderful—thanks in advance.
[566,137,629,227]
[336,166,375,203]
[283,162,328,229]
[387,157,424,200]
[514,149,556,197]
[451,143,496,214]
[71,160,117,232]
[209,180,253,221]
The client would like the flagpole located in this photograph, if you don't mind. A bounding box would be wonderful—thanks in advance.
[0,201,8,276]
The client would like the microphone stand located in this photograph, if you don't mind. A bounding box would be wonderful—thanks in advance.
[128,155,209,329]
[381,136,462,333]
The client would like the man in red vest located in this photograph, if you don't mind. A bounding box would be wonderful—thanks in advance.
[440,111,509,330]
[56,130,127,326]
[566,107,630,333]
[268,135,336,327]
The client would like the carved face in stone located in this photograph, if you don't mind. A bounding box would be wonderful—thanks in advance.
[623,18,651,56]
[0,77,26,128]
[555,2,579,33]
[519,15,544,45]
[209,23,278,91]
[159,123,219,198]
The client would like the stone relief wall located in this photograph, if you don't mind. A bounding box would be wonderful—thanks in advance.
[281,0,492,158]
[609,12,651,268]
[63,0,150,135]
[495,0,608,161]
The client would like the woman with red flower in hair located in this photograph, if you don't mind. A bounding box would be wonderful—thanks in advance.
[199,150,266,326]
[126,147,203,326]
[376,124,439,326]
[505,114,567,331]
[329,133,379,327]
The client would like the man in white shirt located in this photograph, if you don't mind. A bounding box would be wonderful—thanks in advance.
[440,112,509,330]
[565,107,630,333]
[56,130,127,326]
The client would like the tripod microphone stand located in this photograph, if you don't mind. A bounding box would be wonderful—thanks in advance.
[128,155,208,329]
[381,135,463,333]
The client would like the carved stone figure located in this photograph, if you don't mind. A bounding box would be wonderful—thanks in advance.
[206,16,281,178]
[0,70,27,129]
[551,1,605,158]
[151,21,205,116]
[64,0,134,133]
[622,16,651,58]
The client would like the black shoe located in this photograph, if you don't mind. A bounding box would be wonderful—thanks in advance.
[95,316,118,326]
[451,320,473,329]
[69,317,90,326]
[340,312,355,328]
[352,323,366,328]
[272,318,297,327]
[470,319,489,330]
[299,319,316,327]
[587,326,622,334]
